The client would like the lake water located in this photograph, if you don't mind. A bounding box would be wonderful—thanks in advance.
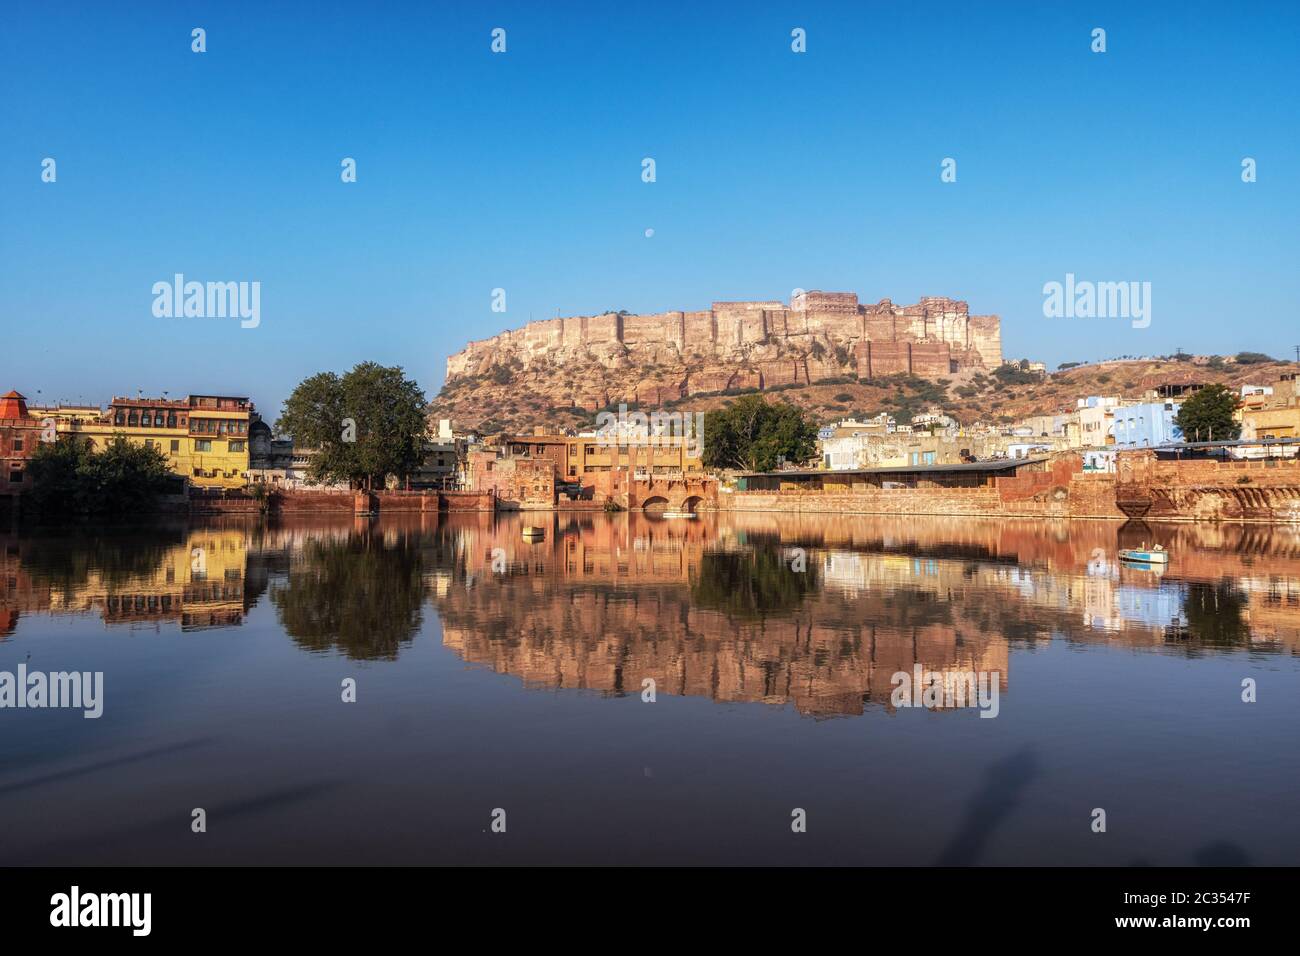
[2,512,1298,866]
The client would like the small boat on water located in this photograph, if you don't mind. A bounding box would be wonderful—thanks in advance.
[521,526,546,539]
[1119,543,1169,564]
[660,511,698,519]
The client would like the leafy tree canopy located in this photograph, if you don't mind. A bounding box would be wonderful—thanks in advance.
[276,362,428,489]
[1174,383,1241,441]
[702,394,817,472]
[27,436,176,517]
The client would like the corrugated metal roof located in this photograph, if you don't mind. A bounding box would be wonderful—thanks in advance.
[738,457,1050,478]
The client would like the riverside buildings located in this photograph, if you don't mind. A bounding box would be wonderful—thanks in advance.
[38,394,255,489]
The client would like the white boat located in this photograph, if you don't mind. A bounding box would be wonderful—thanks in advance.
[1119,543,1169,564]
[659,511,698,519]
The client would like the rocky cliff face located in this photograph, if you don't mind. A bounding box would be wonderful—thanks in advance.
[438,292,1001,420]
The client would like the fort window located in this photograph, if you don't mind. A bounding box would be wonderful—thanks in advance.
[170,440,180,453]
[12,438,22,451]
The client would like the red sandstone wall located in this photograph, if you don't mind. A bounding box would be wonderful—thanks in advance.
[1117,453,1300,522]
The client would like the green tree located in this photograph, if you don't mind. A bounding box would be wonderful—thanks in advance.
[277,362,428,489]
[703,394,817,472]
[1174,383,1241,441]
[26,436,175,516]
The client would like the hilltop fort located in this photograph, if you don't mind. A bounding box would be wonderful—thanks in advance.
[443,292,1002,411]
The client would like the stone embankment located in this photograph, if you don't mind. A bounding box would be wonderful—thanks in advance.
[719,453,1300,524]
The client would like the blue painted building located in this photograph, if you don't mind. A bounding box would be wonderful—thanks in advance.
[1112,402,1183,448]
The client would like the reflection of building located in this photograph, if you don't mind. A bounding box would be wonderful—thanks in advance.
[0,529,249,631]
[103,530,248,629]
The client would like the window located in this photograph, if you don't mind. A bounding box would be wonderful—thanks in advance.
[9,469,22,483]
[229,441,245,452]
[170,440,180,453]
[195,440,212,452]
[12,439,22,451]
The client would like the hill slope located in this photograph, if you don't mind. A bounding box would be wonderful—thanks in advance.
[430,358,1294,435]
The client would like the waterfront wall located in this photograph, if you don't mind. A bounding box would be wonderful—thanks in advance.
[187,490,495,516]
[1116,452,1300,522]
[720,456,1126,520]
[719,453,1300,523]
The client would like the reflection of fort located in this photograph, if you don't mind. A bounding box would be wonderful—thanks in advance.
[427,512,1300,717]
[432,514,1012,717]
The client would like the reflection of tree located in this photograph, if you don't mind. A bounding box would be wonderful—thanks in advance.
[272,535,424,660]
[1182,583,1250,647]
[690,548,818,620]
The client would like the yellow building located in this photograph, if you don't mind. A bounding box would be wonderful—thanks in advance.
[35,394,254,489]
[1241,374,1300,440]
[1243,406,1300,439]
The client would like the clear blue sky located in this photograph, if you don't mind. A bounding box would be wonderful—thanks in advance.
[3,1,1297,417]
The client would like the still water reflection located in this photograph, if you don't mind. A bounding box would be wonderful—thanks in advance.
[2,513,1298,864]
